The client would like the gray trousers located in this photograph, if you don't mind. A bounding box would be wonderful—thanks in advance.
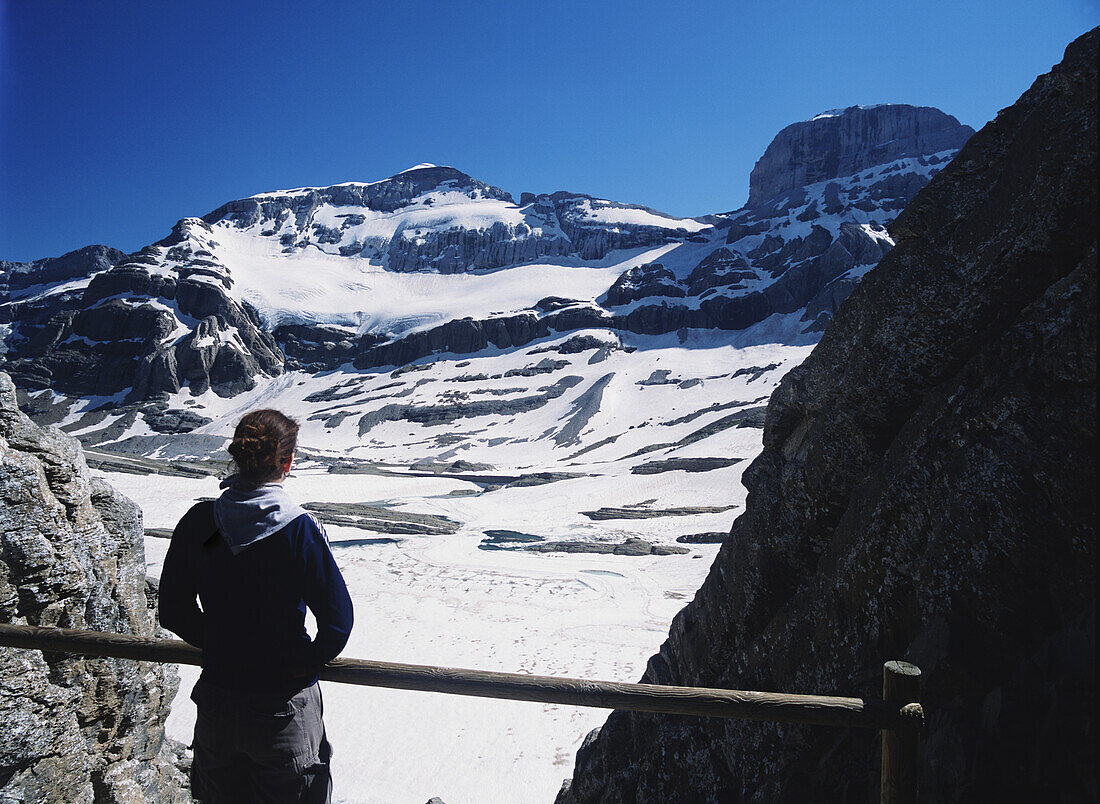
[190,678,333,804]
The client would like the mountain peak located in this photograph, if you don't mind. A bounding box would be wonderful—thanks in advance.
[203,165,514,230]
[747,103,974,207]
[398,162,441,173]
[807,103,893,121]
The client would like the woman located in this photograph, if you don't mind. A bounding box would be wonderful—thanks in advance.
[159,409,354,804]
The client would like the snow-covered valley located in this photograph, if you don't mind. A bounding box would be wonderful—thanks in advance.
[0,102,978,803]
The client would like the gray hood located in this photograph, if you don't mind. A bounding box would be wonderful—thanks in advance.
[213,475,308,555]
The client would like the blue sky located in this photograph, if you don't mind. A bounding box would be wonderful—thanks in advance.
[1,0,1096,262]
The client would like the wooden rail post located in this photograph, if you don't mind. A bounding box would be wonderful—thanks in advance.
[881,660,921,804]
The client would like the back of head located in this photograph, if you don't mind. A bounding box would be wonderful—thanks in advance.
[227,409,299,484]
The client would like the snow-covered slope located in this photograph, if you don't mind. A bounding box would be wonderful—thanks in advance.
[0,104,975,483]
[204,163,703,273]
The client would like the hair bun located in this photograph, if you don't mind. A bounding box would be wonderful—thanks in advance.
[228,409,300,482]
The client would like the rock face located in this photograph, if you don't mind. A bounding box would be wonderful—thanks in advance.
[209,165,577,274]
[0,246,124,300]
[557,29,1096,804]
[206,164,514,225]
[0,371,187,802]
[347,106,965,370]
[205,169,701,273]
[546,192,705,260]
[747,104,974,207]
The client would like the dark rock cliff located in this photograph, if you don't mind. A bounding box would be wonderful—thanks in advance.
[547,192,705,261]
[0,371,188,802]
[556,28,1096,804]
[747,105,974,207]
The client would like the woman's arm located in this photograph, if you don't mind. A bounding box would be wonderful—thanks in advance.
[297,516,354,669]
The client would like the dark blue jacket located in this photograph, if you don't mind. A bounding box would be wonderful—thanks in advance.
[159,501,354,697]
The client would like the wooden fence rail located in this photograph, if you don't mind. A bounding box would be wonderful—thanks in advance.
[0,622,924,802]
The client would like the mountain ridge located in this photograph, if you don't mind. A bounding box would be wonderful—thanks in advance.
[1,103,972,423]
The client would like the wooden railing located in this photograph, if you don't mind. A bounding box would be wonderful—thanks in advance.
[0,623,924,802]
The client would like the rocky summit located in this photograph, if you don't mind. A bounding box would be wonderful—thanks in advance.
[556,28,1096,804]
[746,104,973,207]
[0,371,188,802]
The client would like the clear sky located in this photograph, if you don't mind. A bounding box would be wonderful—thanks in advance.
[1,0,1096,262]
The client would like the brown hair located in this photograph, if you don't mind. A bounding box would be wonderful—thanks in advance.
[227,409,299,483]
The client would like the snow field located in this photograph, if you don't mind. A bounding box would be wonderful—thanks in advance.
[210,224,633,335]
[77,303,816,803]
[122,467,723,804]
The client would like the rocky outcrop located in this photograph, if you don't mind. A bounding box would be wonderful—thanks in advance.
[1,218,284,400]
[205,171,703,272]
[525,537,689,556]
[356,374,584,435]
[548,193,706,261]
[557,28,1096,804]
[300,501,459,535]
[383,216,574,274]
[579,504,737,520]
[353,312,550,369]
[0,246,124,301]
[129,219,284,399]
[747,104,974,207]
[206,166,572,274]
[597,155,921,337]
[205,165,514,228]
[590,128,943,336]
[0,371,188,802]
[275,323,360,371]
[603,263,685,306]
[684,248,753,295]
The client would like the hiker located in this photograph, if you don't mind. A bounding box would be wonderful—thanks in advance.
[159,409,354,804]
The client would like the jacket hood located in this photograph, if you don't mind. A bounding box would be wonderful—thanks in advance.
[213,476,308,555]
